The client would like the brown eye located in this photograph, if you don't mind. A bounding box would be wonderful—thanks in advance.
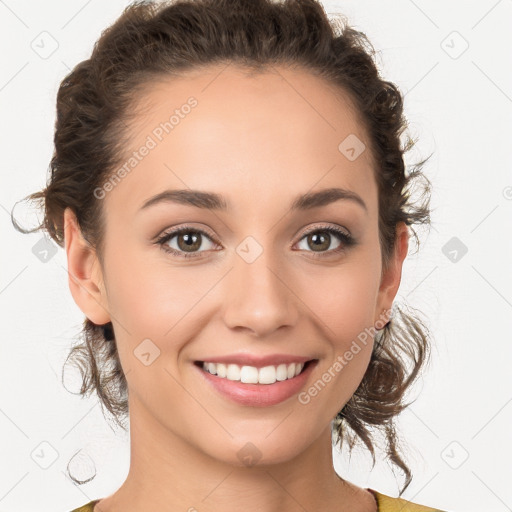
[295,226,355,256]
[304,231,332,252]
[176,231,202,252]
[156,227,219,258]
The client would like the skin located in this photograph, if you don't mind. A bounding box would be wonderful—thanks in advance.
[64,63,408,512]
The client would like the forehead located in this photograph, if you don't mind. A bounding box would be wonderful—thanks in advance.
[104,63,377,219]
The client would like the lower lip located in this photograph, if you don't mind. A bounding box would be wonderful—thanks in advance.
[193,360,318,407]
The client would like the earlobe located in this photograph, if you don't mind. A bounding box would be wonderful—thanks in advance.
[374,222,409,327]
[63,207,111,325]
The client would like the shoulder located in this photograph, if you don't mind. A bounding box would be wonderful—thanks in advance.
[368,488,449,512]
[69,492,450,512]
[69,499,101,512]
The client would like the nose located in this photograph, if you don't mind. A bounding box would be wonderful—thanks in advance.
[222,248,300,338]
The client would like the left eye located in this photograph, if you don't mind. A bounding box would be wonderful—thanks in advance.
[295,226,351,254]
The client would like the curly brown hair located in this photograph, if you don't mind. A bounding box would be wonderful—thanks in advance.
[12,0,434,494]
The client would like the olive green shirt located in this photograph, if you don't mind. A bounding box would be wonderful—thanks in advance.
[69,488,448,511]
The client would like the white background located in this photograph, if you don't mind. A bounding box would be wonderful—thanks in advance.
[1,1,511,511]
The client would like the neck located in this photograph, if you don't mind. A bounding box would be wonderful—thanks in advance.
[97,395,376,512]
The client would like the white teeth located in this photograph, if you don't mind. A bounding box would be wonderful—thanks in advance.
[240,365,259,384]
[226,364,240,380]
[216,363,227,378]
[201,361,306,384]
[275,363,288,381]
[259,365,278,384]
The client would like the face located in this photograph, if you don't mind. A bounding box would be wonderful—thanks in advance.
[65,64,408,467]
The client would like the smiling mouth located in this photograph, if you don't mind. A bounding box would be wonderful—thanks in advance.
[193,359,317,385]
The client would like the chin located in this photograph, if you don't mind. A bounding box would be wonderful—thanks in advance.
[203,434,307,468]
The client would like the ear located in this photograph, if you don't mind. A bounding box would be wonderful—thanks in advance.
[374,221,409,326]
[63,207,111,325]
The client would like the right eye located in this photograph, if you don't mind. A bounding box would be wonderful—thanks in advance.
[155,226,220,259]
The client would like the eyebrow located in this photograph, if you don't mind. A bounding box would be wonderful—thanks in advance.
[139,187,368,214]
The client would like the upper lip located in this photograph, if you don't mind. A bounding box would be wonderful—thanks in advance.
[195,353,317,368]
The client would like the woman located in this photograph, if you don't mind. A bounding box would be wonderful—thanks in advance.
[16,0,446,510]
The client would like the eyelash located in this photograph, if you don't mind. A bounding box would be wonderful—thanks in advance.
[155,224,356,260]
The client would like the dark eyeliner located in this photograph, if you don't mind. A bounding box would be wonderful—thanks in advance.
[155,226,218,259]
[154,224,356,259]
[296,225,356,258]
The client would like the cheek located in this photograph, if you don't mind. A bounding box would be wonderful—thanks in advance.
[297,257,380,404]
[103,245,206,346]
[102,251,209,407]
[301,256,380,341]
